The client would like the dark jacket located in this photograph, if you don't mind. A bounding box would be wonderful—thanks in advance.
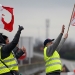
[13,47,24,59]
[1,29,21,59]
[0,28,22,75]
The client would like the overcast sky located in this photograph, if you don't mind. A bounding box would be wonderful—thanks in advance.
[0,0,75,41]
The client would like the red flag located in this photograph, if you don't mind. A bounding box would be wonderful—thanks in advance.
[67,4,75,33]
[0,4,14,32]
[70,4,75,26]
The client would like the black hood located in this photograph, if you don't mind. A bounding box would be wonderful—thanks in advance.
[0,33,6,44]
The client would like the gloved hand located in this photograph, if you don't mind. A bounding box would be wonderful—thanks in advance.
[18,25,24,31]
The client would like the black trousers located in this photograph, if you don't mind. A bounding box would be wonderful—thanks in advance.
[0,70,19,75]
[46,72,60,75]
[0,72,12,75]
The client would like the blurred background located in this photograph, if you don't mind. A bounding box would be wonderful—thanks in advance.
[0,0,75,75]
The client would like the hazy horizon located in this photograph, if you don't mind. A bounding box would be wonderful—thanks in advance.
[0,0,75,41]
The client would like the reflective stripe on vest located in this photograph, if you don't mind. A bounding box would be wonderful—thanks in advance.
[3,58,15,62]
[0,63,17,69]
[45,57,60,63]
[44,47,62,73]
[46,62,61,67]
[0,46,18,74]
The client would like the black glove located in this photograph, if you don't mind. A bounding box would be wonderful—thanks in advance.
[18,25,24,31]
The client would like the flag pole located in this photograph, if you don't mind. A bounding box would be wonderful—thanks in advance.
[67,4,75,33]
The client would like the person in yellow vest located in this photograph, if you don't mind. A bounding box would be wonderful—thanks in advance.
[0,25,24,75]
[1,32,26,75]
[43,25,68,75]
[2,34,26,60]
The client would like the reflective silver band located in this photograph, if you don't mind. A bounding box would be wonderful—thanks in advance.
[0,64,17,69]
[46,57,60,63]
[3,58,15,63]
[46,62,61,68]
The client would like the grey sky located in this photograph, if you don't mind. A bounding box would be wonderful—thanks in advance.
[0,0,75,41]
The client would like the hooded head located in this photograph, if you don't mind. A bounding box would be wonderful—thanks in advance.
[0,33,6,44]
[2,34,9,44]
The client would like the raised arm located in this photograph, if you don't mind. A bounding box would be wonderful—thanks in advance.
[56,33,68,52]
[46,25,65,57]
[2,25,24,53]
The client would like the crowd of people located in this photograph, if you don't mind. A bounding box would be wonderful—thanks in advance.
[0,25,70,75]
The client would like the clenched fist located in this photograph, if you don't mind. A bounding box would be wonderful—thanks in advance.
[18,25,24,31]
[61,25,65,34]
[21,46,26,53]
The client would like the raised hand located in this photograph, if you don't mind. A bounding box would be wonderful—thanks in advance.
[61,25,65,34]
[64,33,68,39]
[18,25,24,31]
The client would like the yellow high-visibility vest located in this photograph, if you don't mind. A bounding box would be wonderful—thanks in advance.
[0,46,18,74]
[44,47,62,73]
